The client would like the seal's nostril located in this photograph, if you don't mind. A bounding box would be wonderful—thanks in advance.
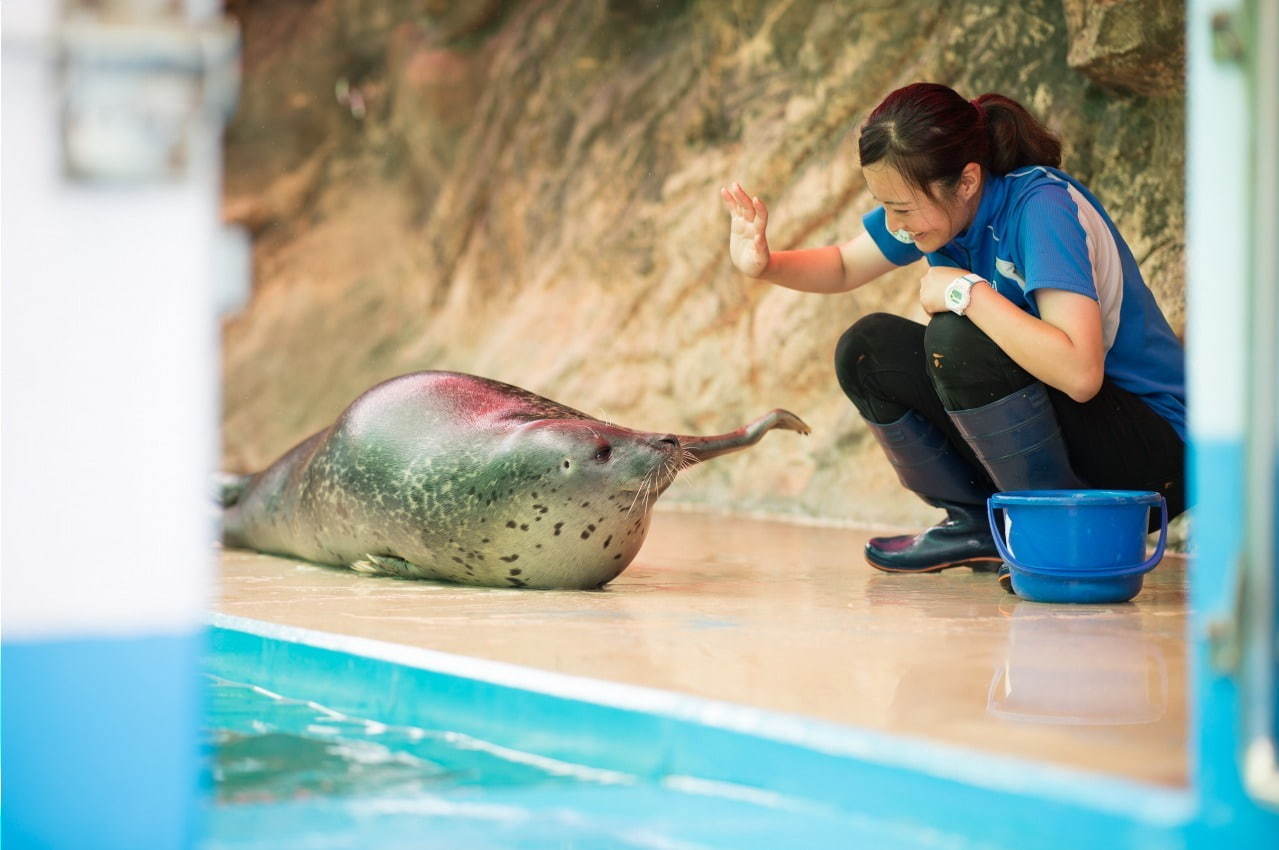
[657,435,679,449]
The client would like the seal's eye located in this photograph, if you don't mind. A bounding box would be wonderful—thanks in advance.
[593,445,612,463]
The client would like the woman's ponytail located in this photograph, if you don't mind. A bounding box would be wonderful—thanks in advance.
[971,93,1061,174]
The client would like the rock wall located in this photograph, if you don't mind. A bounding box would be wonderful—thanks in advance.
[221,0,1186,533]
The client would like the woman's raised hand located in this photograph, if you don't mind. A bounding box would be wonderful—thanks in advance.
[720,182,771,278]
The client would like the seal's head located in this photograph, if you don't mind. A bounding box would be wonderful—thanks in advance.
[466,418,688,588]
[511,418,685,505]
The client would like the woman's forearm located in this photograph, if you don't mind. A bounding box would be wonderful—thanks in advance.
[758,246,850,293]
[963,284,1104,403]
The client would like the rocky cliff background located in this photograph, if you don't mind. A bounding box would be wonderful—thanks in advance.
[220,0,1186,533]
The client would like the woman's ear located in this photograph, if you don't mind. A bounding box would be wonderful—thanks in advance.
[959,161,983,202]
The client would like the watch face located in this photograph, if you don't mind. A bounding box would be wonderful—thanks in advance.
[947,286,963,306]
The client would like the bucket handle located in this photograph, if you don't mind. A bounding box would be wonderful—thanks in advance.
[987,495,1169,578]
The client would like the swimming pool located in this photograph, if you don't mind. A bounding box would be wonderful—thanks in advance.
[204,674,916,849]
[204,615,1194,849]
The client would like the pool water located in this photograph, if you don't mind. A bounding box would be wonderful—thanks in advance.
[207,675,608,803]
[202,676,949,850]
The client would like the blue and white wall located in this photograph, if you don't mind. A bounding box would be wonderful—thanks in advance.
[2,2,237,848]
[1185,0,1279,836]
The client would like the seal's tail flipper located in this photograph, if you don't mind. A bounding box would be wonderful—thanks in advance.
[677,408,811,464]
[216,472,252,507]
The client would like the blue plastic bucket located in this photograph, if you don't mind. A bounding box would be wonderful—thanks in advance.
[986,490,1168,604]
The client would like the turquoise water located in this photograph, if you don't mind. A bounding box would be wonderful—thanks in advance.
[202,676,943,849]
[207,675,595,802]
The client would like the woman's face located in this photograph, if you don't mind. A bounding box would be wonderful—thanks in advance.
[863,162,982,254]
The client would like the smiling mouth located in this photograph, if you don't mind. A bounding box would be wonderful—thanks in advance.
[616,459,683,497]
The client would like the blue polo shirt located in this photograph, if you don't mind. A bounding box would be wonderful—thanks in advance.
[863,166,1186,441]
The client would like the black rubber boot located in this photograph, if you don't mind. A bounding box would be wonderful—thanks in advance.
[862,410,1000,573]
[865,498,1002,573]
[947,383,1088,594]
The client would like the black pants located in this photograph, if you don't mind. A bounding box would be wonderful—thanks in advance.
[834,312,1186,520]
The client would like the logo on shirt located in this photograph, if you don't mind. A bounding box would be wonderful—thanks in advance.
[994,257,1027,289]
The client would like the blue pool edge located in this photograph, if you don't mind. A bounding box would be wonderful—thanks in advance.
[208,613,1197,849]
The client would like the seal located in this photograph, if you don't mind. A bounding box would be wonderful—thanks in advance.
[220,371,809,589]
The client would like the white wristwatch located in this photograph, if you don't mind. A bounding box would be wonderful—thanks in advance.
[944,273,988,316]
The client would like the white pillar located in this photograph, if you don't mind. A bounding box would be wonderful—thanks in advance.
[1,2,237,847]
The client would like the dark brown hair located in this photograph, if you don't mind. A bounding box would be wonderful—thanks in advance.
[858,83,1062,199]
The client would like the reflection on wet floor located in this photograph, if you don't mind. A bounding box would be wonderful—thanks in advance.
[991,606,1169,726]
[217,508,1188,787]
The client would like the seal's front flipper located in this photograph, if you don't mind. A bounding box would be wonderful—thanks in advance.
[351,553,420,578]
[678,408,812,463]
[766,408,811,436]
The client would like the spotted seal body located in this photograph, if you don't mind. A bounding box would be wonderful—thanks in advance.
[220,371,809,589]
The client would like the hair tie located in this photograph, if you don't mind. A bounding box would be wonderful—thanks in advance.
[970,98,986,129]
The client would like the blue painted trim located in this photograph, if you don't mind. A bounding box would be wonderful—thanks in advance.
[2,630,208,850]
[1186,440,1279,841]
[209,615,1194,850]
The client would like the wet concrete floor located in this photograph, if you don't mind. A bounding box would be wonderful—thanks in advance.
[217,508,1188,786]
